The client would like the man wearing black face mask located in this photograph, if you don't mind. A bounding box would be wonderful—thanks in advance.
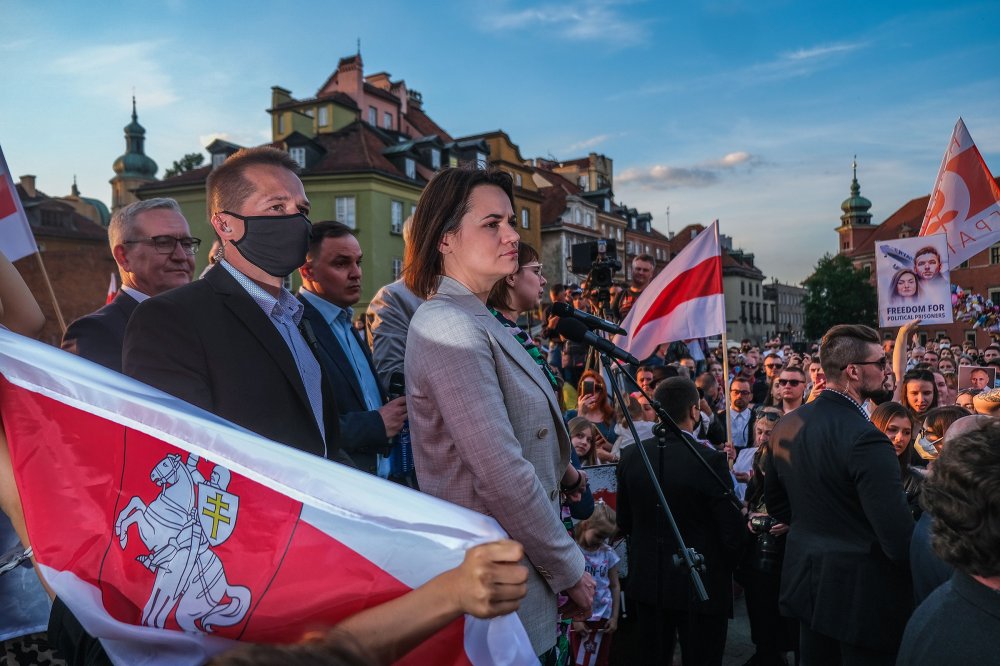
[123,146,343,460]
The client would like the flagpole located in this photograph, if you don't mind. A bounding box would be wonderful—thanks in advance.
[33,251,66,334]
[720,328,734,447]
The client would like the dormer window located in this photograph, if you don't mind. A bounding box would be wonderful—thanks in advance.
[476,152,487,168]
[515,173,522,187]
[212,153,226,168]
[289,147,306,169]
[604,199,611,213]
[318,106,329,126]
[578,175,587,189]
[368,107,377,125]
[405,158,416,179]
[430,148,441,169]
[383,111,392,129]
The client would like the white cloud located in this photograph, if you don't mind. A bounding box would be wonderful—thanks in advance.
[50,41,179,108]
[782,42,866,61]
[566,133,615,152]
[484,1,650,46]
[617,151,760,189]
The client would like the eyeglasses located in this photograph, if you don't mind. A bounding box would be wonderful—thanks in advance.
[755,410,781,422]
[123,235,201,255]
[764,363,783,369]
[840,356,889,371]
[777,379,802,387]
[731,389,752,396]
[743,363,758,370]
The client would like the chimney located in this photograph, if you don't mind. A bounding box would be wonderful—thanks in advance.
[19,175,36,198]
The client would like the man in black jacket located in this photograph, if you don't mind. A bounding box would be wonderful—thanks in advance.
[617,377,745,666]
[764,324,914,665]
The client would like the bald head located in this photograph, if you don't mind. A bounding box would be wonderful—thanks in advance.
[972,388,1000,416]
[945,414,994,440]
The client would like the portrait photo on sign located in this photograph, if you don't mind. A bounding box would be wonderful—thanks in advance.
[876,234,953,327]
[958,365,996,391]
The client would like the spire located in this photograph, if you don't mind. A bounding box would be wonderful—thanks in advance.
[131,94,138,123]
[839,155,872,226]
[71,174,79,197]
[850,154,861,197]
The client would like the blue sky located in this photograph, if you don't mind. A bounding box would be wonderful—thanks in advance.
[2,0,997,283]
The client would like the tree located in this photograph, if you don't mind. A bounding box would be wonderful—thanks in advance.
[802,253,878,340]
[163,152,205,178]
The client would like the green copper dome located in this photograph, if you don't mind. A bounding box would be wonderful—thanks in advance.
[112,97,158,179]
[840,159,871,214]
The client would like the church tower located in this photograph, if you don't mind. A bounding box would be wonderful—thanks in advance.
[110,97,158,213]
[835,157,873,253]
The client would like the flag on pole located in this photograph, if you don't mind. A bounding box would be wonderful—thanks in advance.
[0,329,535,666]
[918,118,1000,265]
[614,220,724,361]
[106,272,118,304]
[0,143,38,261]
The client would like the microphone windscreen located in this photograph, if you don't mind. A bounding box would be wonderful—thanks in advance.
[551,302,572,317]
[555,317,589,343]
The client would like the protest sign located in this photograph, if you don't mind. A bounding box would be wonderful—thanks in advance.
[876,235,953,327]
[958,365,996,391]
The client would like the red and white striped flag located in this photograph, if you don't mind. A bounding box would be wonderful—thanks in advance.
[0,329,534,666]
[614,220,724,360]
[919,118,1000,265]
[106,272,118,304]
[0,143,38,262]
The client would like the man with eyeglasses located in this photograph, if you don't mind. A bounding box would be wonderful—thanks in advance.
[713,376,756,451]
[764,324,914,665]
[62,198,197,372]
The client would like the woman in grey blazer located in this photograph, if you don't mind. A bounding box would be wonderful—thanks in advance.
[404,167,595,659]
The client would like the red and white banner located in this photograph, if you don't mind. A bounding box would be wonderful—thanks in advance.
[0,144,38,262]
[918,118,1000,265]
[614,220,724,360]
[0,329,534,665]
[106,272,118,304]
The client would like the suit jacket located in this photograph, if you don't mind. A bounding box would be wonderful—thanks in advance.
[122,265,340,459]
[764,391,914,653]
[712,406,756,449]
[366,278,424,391]
[299,294,388,474]
[405,276,584,656]
[616,431,745,617]
[61,291,139,373]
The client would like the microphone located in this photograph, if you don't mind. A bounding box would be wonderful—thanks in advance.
[556,318,639,366]
[552,302,626,336]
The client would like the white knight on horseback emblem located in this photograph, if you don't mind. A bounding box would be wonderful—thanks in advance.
[114,452,251,633]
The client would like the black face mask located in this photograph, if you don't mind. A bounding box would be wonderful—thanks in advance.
[222,211,312,278]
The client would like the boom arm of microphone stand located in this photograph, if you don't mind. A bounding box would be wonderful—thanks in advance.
[612,362,744,514]
[598,352,708,603]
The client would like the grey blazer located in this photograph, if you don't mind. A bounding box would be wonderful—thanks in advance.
[366,278,424,391]
[405,276,585,656]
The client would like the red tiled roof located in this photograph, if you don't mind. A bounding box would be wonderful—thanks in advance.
[306,121,410,181]
[535,168,583,227]
[405,105,453,143]
[363,83,400,105]
[138,165,212,192]
[269,91,359,112]
[666,224,705,255]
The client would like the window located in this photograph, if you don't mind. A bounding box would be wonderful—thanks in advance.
[989,289,1000,305]
[521,208,529,229]
[604,199,611,213]
[277,114,286,134]
[430,148,441,169]
[644,244,650,254]
[616,228,622,241]
[318,106,329,126]
[211,153,226,168]
[966,330,977,344]
[391,200,403,234]
[575,209,582,225]
[741,281,745,296]
[475,152,487,168]
[383,111,392,129]
[368,106,377,125]
[862,263,872,277]
[405,158,416,179]
[741,302,746,319]
[586,213,594,228]
[449,155,459,167]
[335,196,356,229]
[991,244,1000,264]
[756,303,762,320]
[578,175,587,189]
[392,258,403,280]
[755,283,760,297]
[626,240,634,253]
[289,147,306,169]
[515,173,522,187]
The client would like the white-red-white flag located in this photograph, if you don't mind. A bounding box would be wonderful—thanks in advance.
[106,272,118,304]
[0,144,38,262]
[0,329,535,666]
[614,220,724,360]
[918,118,1000,265]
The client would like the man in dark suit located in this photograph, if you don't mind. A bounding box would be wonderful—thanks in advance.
[298,221,407,475]
[764,324,914,665]
[123,147,340,459]
[617,377,745,666]
[709,376,756,449]
[62,198,197,372]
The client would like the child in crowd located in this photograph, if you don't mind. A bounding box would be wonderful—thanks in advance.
[569,501,620,666]
[568,416,599,466]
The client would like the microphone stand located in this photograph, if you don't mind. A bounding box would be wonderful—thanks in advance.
[609,359,744,514]
[598,351,709,603]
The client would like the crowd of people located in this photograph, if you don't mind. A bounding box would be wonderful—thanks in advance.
[0,155,998,666]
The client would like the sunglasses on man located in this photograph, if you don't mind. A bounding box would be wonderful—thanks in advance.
[777,379,802,387]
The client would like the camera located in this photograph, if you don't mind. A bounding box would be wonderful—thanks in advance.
[571,239,622,290]
[749,514,781,574]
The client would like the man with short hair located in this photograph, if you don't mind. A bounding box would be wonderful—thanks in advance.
[968,367,991,391]
[617,377,744,666]
[898,420,1000,664]
[923,350,939,370]
[776,366,806,413]
[299,221,408,475]
[765,324,914,664]
[806,359,826,403]
[714,376,755,450]
[914,246,946,285]
[762,353,783,383]
[613,254,654,320]
[62,198,197,372]
[982,345,1000,364]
